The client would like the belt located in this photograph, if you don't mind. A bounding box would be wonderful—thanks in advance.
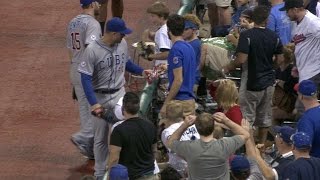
[94,88,120,94]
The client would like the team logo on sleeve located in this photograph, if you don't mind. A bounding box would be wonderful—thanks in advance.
[91,35,96,40]
[80,61,86,67]
[173,57,179,64]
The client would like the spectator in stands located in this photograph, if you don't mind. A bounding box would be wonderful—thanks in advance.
[230,0,250,29]
[267,0,292,45]
[215,79,242,125]
[161,101,200,177]
[273,45,298,125]
[254,126,296,179]
[224,5,284,145]
[282,132,320,179]
[167,112,249,179]
[280,0,320,117]
[182,14,202,94]
[109,164,129,180]
[295,80,320,157]
[107,92,158,179]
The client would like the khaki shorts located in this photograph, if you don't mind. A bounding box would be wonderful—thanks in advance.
[239,86,275,128]
[206,0,232,7]
[171,99,196,117]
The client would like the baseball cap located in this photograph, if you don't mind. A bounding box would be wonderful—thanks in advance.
[185,20,199,30]
[294,80,317,96]
[274,126,296,144]
[106,17,132,34]
[80,0,95,7]
[241,9,254,19]
[109,164,129,180]
[279,0,304,11]
[230,155,250,173]
[291,132,312,150]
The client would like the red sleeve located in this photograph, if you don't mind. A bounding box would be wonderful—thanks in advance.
[225,105,242,125]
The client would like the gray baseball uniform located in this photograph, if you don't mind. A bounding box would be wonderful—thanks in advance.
[78,38,129,177]
[67,14,101,148]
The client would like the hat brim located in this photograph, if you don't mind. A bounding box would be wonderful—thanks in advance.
[279,6,286,11]
[273,126,282,134]
[119,28,132,35]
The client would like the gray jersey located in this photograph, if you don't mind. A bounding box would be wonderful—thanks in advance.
[78,39,129,90]
[67,14,101,63]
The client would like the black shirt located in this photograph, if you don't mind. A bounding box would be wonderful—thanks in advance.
[237,27,283,91]
[110,117,157,179]
[272,153,295,179]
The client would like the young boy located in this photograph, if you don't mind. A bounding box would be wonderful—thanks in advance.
[182,14,202,93]
[144,1,171,66]
[161,101,200,177]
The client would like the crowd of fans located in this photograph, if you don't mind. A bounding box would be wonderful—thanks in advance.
[68,0,320,179]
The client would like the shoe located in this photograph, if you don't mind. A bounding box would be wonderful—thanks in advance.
[70,137,95,160]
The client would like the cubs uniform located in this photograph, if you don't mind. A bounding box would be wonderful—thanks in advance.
[78,35,144,177]
[66,13,101,154]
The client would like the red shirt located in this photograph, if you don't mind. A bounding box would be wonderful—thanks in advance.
[216,105,242,125]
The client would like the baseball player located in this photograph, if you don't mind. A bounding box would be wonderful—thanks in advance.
[66,0,101,159]
[78,17,150,180]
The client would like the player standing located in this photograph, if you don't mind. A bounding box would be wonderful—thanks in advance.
[78,17,150,180]
[66,0,101,159]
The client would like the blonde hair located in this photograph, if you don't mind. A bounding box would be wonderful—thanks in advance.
[215,79,239,110]
[283,44,295,65]
[166,101,183,122]
[183,14,202,27]
[146,1,170,19]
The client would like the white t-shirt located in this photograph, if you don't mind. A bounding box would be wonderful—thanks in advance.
[291,11,320,81]
[161,122,200,173]
[154,24,171,66]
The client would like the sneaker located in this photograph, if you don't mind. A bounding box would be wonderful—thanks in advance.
[70,137,95,160]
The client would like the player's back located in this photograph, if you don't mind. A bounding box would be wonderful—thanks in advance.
[67,14,101,63]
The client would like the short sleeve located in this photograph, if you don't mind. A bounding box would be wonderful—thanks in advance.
[236,32,249,54]
[157,31,171,50]
[168,49,183,69]
[274,37,283,55]
[78,47,95,76]
[221,136,245,156]
[267,13,276,31]
[85,21,102,45]
[110,127,123,147]
[225,106,243,125]
[297,117,314,142]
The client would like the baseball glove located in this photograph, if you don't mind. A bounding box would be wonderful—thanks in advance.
[136,41,155,61]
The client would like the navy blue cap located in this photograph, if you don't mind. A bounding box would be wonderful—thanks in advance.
[279,0,304,11]
[109,164,129,180]
[80,0,95,7]
[230,155,250,172]
[291,132,312,150]
[294,80,317,96]
[274,126,296,144]
[106,17,132,34]
[185,20,199,30]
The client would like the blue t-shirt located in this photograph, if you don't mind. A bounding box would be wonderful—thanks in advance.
[188,39,201,84]
[267,3,292,45]
[167,40,196,100]
[282,157,320,180]
[297,105,320,158]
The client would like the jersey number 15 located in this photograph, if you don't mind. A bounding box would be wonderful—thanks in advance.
[71,32,81,50]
